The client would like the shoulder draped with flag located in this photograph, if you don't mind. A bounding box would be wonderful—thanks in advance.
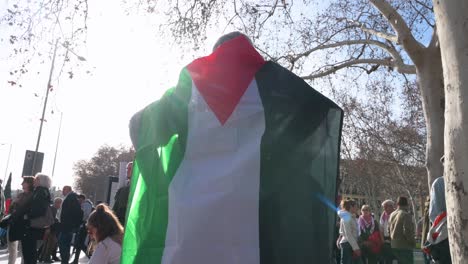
[122,35,343,264]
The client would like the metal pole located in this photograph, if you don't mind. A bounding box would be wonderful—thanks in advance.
[1,143,12,182]
[32,40,59,174]
[4,143,12,182]
[51,112,63,178]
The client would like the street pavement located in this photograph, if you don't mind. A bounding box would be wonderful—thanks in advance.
[0,246,425,263]
[0,247,88,264]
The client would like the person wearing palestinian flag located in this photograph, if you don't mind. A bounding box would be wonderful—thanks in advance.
[123,32,344,264]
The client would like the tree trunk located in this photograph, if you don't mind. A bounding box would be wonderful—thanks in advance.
[416,48,445,188]
[434,1,468,262]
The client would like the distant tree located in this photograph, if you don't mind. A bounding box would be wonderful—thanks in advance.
[339,78,427,221]
[73,145,134,203]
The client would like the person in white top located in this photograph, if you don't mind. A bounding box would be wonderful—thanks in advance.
[379,199,395,264]
[86,204,123,264]
[338,199,362,264]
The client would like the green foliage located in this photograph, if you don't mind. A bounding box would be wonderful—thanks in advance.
[73,145,134,203]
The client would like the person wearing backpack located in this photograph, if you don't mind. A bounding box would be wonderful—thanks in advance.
[427,156,452,263]
[58,186,83,264]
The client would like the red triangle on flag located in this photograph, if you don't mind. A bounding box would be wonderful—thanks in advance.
[187,36,265,125]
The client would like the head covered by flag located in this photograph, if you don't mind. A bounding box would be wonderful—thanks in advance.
[122,32,343,264]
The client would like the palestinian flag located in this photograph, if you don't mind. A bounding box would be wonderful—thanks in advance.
[122,35,343,264]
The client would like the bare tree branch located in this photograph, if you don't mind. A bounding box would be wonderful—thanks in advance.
[346,19,399,43]
[369,0,424,65]
[289,39,416,74]
[428,26,439,49]
[361,26,399,43]
[408,0,434,28]
[301,58,415,79]
[414,0,433,12]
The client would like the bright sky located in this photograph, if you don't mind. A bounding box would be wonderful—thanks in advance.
[0,0,224,190]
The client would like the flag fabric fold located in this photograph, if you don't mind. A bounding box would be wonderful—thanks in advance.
[122,35,343,264]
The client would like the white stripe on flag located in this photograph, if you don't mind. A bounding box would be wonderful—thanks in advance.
[162,79,265,264]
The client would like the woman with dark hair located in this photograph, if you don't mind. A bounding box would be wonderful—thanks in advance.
[22,173,53,264]
[7,176,34,264]
[87,204,123,264]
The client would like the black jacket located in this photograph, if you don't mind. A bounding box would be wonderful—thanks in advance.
[60,192,83,232]
[8,192,32,242]
[28,186,51,220]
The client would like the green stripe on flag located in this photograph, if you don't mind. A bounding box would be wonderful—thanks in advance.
[122,69,192,264]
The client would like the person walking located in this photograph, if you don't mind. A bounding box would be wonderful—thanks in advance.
[388,196,415,264]
[58,186,83,264]
[71,194,94,264]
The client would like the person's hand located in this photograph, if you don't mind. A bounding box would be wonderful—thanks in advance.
[353,249,362,257]
[42,228,51,240]
[336,241,341,249]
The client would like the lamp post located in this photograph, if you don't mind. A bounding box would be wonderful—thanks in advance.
[31,40,86,174]
[51,111,63,178]
[31,40,59,174]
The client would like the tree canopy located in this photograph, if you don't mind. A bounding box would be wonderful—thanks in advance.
[73,145,134,203]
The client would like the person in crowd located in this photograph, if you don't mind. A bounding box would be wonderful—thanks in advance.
[379,199,395,264]
[79,194,93,221]
[113,161,133,225]
[7,176,34,264]
[427,155,451,263]
[71,194,94,264]
[54,197,63,221]
[59,186,83,264]
[358,205,379,264]
[87,204,123,264]
[338,199,362,264]
[22,173,53,264]
[0,179,5,218]
[40,197,63,263]
[38,199,59,263]
[388,196,415,264]
[429,178,446,224]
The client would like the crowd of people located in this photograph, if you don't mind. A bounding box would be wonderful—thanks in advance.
[337,195,451,264]
[337,197,416,264]
[0,167,131,264]
[337,155,452,264]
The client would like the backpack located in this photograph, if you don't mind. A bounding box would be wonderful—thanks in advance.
[423,211,449,260]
